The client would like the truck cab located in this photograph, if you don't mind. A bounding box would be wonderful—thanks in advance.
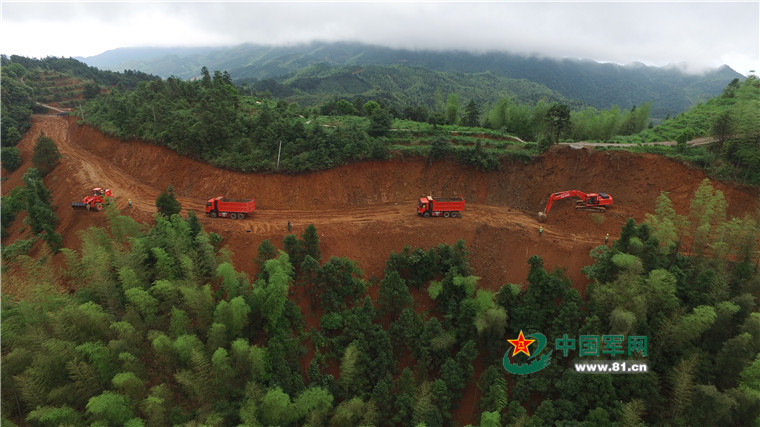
[206,197,220,215]
[417,196,432,216]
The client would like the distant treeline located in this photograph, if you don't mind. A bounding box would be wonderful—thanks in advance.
[80,63,661,173]
[83,68,390,172]
[4,55,159,90]
[3,55,759,183]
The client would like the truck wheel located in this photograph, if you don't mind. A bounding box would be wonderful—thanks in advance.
[95,203,103,211]
[444,212,450,218]
[230,213,237,219]
[238,213,246,219]
[210,212,218,218]
[423,211,431,218]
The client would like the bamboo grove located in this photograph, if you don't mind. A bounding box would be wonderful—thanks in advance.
[2,178,760,426]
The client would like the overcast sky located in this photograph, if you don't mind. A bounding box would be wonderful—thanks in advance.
[2,1,758,75]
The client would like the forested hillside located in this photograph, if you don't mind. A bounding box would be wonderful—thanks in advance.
[80,42,744,120]
[2,53,760,425]
[3,55,758,185]
[2,178,760,425]
[611,76,760,185]
[0,55,158,148]
[247,64,583,112]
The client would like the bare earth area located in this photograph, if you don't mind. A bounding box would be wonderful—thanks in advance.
[5,114,759,295]
[4,114,760,425]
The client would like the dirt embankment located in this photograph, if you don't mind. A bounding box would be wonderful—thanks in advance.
[4,115,758,294]
[4,114,759,426]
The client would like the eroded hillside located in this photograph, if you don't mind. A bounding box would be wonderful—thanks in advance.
[4,114,759,293]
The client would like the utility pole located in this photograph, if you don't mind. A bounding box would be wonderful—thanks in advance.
[276,140,282,169]
[76,100,85,121]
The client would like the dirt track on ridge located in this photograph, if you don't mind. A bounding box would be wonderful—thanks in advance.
[4,114,760,294]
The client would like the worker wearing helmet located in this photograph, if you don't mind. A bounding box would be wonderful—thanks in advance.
[128,199,133,208]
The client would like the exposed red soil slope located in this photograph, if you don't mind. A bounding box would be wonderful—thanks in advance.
[5,115,757,294]
[4,114,759,425]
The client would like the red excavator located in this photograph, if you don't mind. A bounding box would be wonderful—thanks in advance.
[538,190,613,222]
[71,187,113,211]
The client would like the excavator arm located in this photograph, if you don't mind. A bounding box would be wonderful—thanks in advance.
[538,190,611,222]
[543,190,589,215]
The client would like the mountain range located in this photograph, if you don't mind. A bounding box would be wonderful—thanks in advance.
[79,42,744,120]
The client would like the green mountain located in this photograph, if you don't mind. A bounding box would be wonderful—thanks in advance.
[80,42,744,119]
[252,63,583,112]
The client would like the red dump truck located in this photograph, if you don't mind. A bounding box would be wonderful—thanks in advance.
[417,195,465,218]
[205,197,255,219]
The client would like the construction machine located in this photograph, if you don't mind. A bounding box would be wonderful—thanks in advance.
[205,196,256,219]
[72,187,113,211]
[417,195,465,218]
[538,190,612,222]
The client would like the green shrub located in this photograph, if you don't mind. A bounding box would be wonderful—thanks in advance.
[2,237,38,262]
[32,132,62,176]
[2,147,21,171]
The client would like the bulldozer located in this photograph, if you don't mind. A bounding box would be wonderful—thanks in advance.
[72,187,113,212]
[538,190,612,222]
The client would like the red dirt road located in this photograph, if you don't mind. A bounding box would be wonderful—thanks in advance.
[4,114,759,294]
[4,114,759,426]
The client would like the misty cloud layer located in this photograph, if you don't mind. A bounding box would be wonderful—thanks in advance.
[2,2,758,75]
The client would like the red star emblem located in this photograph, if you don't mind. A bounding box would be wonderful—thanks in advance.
[508,330,535,357]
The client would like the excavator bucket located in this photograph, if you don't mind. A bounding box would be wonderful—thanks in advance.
[538,211,548,222]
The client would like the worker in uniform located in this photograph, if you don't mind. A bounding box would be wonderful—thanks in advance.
[605,233,610,245]
[539,226,543,236]
[288,221,292,233]
[128,199,133,208]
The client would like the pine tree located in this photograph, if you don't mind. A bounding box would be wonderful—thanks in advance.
[255,239,277,279]
[378,270,413,318]
[544,103,571,146]
[31,132,62,176]
[22,168,62,251]
[461,99,481,127]
[301,224,321,262]
[155,184,181,216]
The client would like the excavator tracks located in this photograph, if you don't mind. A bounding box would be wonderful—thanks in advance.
[575,205,606,213]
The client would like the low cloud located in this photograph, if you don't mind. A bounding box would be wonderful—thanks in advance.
[2,1,757,74]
